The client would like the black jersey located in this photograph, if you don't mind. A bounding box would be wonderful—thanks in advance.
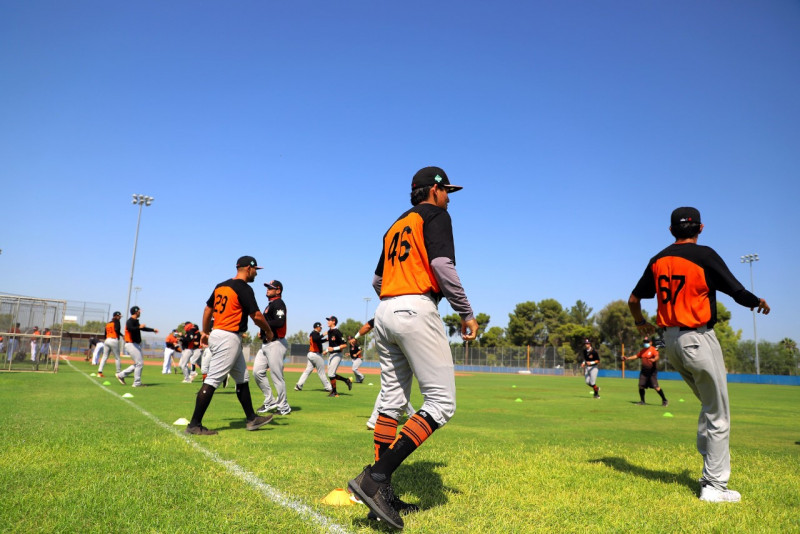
[206,278,260,333]
[583,347,600,367]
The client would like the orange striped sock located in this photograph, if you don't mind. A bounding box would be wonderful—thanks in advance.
[373,414,398,462]
[372,410,439,479]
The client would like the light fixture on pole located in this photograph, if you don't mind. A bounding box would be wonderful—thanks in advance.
[126,194,154,324]
[740,253,760,375]
[134,286,142,305]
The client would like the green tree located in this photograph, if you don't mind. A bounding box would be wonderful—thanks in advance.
[595,300,645,365]
[337,318,362,339]
[480,326,509,347]
[780,338,798,375]
[713,302,741,372]
[506,301,538,346]
[442,314,461,338]
[568,300,593,326]
[286,330,309,346]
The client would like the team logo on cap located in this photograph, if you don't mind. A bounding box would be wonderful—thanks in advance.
[435,175,443,183]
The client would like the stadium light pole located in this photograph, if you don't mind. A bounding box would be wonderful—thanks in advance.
[126,195,154,325]
[740,253,760,375]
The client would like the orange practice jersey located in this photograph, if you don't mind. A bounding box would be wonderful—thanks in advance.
[376,203,455,298]
[105,321,118,339]
[206,279,259,333]
[632,243,760,329]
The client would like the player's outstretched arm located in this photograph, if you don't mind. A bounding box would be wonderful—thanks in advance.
[753,298,770,315]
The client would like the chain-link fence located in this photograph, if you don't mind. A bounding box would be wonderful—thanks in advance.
[0,294,67,372]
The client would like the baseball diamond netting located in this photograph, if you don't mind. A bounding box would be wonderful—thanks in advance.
[1,294,67,372]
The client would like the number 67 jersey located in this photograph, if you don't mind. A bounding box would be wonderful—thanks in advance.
[375,203,456,299]
[631,242,760,329]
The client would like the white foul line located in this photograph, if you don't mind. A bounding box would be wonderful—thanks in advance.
[67,359,351,534]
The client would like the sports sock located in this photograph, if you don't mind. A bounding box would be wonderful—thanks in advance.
[189,383,217,427]
[593,385,599,393]
[235,382,257,421]
[330,378,336,390]
[639,388,646,402]
[657,388,667,401]
[373,414,399,462]
[371,410,439,480]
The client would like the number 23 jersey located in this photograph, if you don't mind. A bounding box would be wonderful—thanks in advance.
[375,203,456,299]
[206,279,259,333]
[631,242,759,329]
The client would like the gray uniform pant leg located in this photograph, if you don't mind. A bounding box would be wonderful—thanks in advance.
[162,348,174,373]
[665,326,731,489]
[253,348,274,404]
[297,353,331,390]
[296,357,314,388]
[266,339,289,410]
[189,347,202,366]
[584,365,598,386]
[99,339,122,374]
[327,353,342,378]
[352,358,364,381]
[200,348,211,375]
[375,294,455,427]
[178,349,193,379]
[121,342,144,386]
[205,330,247,388]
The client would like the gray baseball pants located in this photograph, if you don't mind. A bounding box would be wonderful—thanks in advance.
[253,339,289,411]
[120,342,144,386]
[296,352,331,390]
[352,357,364,382]
[374,294,456,427]
[179,348,194,380]
[584,365,598,386]
[203,330,248,389]
[98,338,123,374]
[664,325,731,490]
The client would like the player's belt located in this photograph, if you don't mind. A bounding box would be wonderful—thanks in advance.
[678,323,708,331]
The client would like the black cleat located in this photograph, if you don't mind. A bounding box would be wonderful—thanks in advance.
[348,466,403,530]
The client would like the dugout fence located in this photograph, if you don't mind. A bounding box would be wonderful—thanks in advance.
[0,294,67,372]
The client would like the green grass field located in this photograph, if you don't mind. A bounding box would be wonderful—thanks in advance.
[1,360,798,533]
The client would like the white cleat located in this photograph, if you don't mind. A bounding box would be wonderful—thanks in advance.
[700,485,741,503]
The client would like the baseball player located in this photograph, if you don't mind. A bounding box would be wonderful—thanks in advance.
[622,336,668,406]
[178,322,200,383]
[184,255,274,436]
[294,322,333,393]
[629,206,770,503]
[6,323,20,363]
[253,280,291,415]
[348,335,365,384]
[163,330,179,374]
[97,312,123,378]
[348,166,478,529]
[580,338,601,398]
[30,326,40,362]
[116,306,158,387]
[323,316,352,397]
[40,328,52,363]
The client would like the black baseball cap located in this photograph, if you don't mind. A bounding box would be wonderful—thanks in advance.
[584,338,591,344]
[130,306,140,314]
[671,207,701,227]
[236,255,263,269]
[411,166,462,193]
[113,311,122,317]
[313,321,322,329]
[326,316,338,325]
[264,280,283,290]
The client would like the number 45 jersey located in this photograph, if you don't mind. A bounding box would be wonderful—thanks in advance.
[375,203,456,299]
[631,243,759,329]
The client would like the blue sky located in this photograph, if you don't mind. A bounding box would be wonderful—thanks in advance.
[1,1,798,344]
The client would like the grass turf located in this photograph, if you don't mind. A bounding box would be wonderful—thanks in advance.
[1,360,798,533]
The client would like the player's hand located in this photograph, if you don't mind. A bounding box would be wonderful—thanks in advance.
[461,318,479,341]
[636,322,656,336]
[753,298,770,315]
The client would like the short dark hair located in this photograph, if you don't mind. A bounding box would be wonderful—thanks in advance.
[410,185,433,206]
[670,222,702,239]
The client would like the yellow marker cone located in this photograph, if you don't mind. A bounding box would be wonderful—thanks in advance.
[173,418,190,426]
[102,381,111,386]
[122,393,134,398]
[663,412,674,418]
[322,488,354,506]
[515,398,523,402]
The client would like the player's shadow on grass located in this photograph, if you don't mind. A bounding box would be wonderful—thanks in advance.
[590,457,695,491]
